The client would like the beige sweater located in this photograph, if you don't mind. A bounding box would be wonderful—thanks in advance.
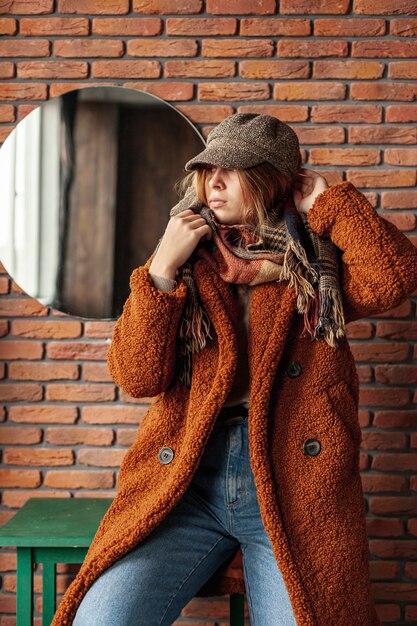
[149,272,251,408]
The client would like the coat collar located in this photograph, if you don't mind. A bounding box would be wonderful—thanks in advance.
[192,257,299,411]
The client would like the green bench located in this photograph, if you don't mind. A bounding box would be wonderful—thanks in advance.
[0,497,245,625]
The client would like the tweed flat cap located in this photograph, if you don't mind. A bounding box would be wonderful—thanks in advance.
[184,112,302,180]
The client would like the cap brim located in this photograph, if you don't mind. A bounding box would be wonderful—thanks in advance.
[184,139,264,171]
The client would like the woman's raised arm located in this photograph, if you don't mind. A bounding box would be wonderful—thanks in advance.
[306,180,417,324]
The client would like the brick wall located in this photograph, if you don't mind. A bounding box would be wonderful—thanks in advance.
[0,1,417,624]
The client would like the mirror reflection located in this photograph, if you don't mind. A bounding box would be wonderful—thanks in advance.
[0,85,205,319]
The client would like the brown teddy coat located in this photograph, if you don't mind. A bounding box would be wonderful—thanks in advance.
[52,181,417,626]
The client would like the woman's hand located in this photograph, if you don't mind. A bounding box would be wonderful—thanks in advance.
[149,209,212,279]
[292,168,329,215]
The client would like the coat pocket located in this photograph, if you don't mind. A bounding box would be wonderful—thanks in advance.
[325,380,362,449]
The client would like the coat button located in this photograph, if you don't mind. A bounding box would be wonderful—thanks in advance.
[286,361,302,377]
[158,447,174,464]
[303,439,321,457]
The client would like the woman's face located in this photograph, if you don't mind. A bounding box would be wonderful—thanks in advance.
[204,164,245,225]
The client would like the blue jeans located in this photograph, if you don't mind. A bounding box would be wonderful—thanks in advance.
[73,406,297,625]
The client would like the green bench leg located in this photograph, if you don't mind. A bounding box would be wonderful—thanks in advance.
[17,547,33,626]
[42,558,56,626]
[230,592,245,625]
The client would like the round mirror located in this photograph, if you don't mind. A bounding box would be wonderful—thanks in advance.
[0,85,205,319]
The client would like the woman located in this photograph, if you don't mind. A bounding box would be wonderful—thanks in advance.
[53,113,417,626]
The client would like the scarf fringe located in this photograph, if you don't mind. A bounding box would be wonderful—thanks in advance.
[177,287,213,388]
[281,239,320,312]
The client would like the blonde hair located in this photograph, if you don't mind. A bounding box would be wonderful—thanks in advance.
[173,162,292,239]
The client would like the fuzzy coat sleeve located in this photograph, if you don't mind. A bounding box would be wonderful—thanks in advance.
[106,254,188,398]
[306,180,417,324]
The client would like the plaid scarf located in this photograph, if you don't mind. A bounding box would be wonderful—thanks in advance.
[152,186,346,388]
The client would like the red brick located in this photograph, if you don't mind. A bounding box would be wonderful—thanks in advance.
[45,427,114,446]
[4,448,73,466]
[0,384,43,402]
[361,431,406,450]
[359,387,410,407]
[390,18,417,37]
[83,320,114,338]
[83,362,112,382]
[176,104,243,123]
[0,427,41,445]
[58,0,129,13]
[353,40,417,57]
[384,149,417,168]
[351,82,417,101]
[351,342,409,362]
[346,320,373,339]
[49,81,117,97]
[389,61,417,79]
[381,213,416,231]
[202,39,274,57]
[91,60,161,78]
[0,278,9,295]
[206,0,275,13]
[314,18,385,36]
[314,60,383,79]
[199,81,269,101]
[240,59,309,79]
[46,341,108,360]
[354,0,417,15]
[123,81,193,100]
[166,17,236,36]
[279,39,348,58]
[0,104,15,122]
[9,404,78,424]
[46,383,115,402]
[274,81,346,101]
[0,552,17,571]
[44,470,114,489]
[82,404,148,424]
[0,593,16,612]
[0,125,14,143]
[0,340,43,360]
[295,125,346,145]
[346,169,416,187]
[55,39,124,57]
[17,61,88,79]
[127,39,197,57]
[309,148,379,166]
[280,0,349,12]
[11,320,82,338]
[0,469,41,488]
[374,410,417,429]
[0,299,48,318]
[117,428,136,446]
[240,17,310,36]
[376,321,417,340]
[0,0,53,13]
[382,190,417,209]
[0,19,17,35]
[0,39,50,57]
[20,17,89,36]
[77,448,125,466]
[165,60,235,78]
[132,0,202,13]
[350,125,417,144]
[8,362,79,381]
[93,17,162,35]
